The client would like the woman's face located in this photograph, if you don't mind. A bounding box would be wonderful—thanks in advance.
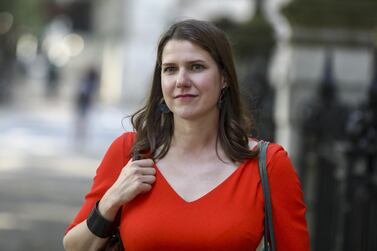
[160,39,225,121]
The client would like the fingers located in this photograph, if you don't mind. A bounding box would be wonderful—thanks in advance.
[139,183,152,193]
[125,158,156,175]
[133,158,154,167]
[138,167,156,175]
[123,158,157,184]
[106,158,157,205]
[140,175,156,184]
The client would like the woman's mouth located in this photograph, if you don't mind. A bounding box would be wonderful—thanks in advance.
[174,94,198,101]
[175,94,197,98]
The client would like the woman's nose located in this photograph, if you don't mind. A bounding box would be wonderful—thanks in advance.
[176,69,191,88]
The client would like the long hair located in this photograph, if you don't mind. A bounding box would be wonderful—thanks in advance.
[131,19,257,162]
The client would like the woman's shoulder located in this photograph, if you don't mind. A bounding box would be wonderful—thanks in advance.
[248,138,284,151]
[111,131,136,146]
[265,142,287,165]
[248,138,288,165]
[262,141,297,178]
[103,132,136,160]
[119,131,137,142]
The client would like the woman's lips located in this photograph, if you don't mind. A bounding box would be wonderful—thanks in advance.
[174,94,198,101]
[175,94,197,98]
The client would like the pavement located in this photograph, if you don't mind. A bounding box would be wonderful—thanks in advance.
[0,95,132,250]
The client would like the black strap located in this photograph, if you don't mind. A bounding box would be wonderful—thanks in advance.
[258,141,276,251]
[87,200,118,238]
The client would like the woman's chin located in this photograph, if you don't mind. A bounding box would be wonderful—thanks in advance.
[173,113,197,121]
[172,110,217,122]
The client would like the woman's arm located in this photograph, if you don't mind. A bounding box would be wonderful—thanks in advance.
[63,158,156,251]
[63,219,109,251]
[267,146,311,250]
[63,133,156,251]
[63,187,123,251]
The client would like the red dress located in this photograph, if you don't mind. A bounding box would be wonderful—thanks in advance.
[66,132,310,250]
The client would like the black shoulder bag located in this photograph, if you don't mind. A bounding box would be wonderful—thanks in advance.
[258,141,276,251]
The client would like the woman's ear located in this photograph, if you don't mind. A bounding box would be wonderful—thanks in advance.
[221,75,227,89]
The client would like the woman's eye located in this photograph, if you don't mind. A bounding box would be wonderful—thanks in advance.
[192,64,204,71]
[163,66,176,73]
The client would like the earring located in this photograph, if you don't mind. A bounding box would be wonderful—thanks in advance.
[159,98,170,113]
[217,87,227,109]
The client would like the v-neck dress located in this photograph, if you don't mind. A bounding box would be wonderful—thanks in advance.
[66,132,310,251]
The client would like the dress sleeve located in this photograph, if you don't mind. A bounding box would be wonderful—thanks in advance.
[266,144,310,250]
[65,132,135,234]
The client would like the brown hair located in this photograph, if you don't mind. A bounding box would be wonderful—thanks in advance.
[130,19,257,162]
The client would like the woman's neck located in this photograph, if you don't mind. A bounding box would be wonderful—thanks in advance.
[171,114,219,155]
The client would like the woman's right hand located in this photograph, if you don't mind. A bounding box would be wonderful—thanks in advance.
[98,158,156,220]
[63,158,156,251]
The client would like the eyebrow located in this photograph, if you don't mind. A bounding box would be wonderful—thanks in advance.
[161,60,206,66]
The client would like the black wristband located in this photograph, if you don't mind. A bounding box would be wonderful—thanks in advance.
[87,200,116,238]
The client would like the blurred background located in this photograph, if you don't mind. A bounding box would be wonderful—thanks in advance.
[0,0,376,250]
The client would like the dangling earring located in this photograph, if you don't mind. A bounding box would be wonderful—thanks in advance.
[217,87,227,109]
[159,98,170,113]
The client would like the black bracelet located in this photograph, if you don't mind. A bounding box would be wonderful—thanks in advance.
[87,200,116,238]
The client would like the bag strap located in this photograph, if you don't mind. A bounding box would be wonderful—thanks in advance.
[258,141,276,251]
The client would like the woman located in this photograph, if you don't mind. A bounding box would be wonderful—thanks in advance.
[63,19,310,251]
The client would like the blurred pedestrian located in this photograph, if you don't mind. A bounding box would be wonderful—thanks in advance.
[63,19,310,251]
[74,66,100,146]
[46,62,60,98]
